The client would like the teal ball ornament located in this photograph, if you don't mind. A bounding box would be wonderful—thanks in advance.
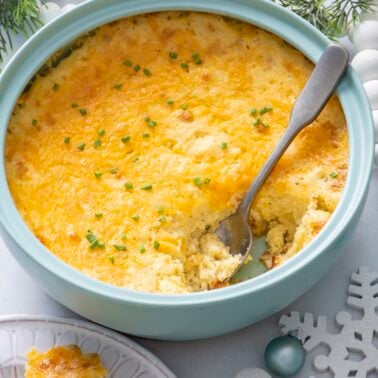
[264,336,305,377]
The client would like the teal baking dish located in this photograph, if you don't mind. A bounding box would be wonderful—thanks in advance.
[0,0,374,340]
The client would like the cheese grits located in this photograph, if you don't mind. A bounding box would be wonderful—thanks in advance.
[25,345,108,378]
[5,12,348,293]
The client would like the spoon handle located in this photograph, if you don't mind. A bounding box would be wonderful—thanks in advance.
[240,44,349,213]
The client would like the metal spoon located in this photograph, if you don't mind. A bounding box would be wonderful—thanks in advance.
[216,44,349,280]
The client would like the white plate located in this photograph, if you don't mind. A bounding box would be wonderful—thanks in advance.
[0,315,175,378]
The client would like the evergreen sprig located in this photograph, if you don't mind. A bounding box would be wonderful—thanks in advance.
[0,0,43,63]
[276,0,377,40]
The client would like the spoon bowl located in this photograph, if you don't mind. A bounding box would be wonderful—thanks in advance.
[216,209,253,276]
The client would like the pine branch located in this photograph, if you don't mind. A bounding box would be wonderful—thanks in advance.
[0,0,43,63]
[275,0,377,40]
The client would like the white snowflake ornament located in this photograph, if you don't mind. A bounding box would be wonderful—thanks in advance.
[279,267,378,377]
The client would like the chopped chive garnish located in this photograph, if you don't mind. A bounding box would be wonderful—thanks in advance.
[85,232,105,249]
[113,244,126,251]
[158,215,167,223]
[221,142,228,149]
[169,52,178,59]
[133,64,141,72]
[113,83,122,90]
[329,171,338,179]
[109,168,118,174]
[121,233,127,240]
[145,117,157,128]
[32,119,38,126]
[143,68,152,77]
[253,118,269,129]
[157,206,164,214]
[141,184,153,190]
[95,212,103,218]
[131,214,140,221]
[191,52,203,65]
[64,137,70,144]
[89,239,99,249]
[124,182,133,190]
[123,59,132,67]
[121,135,131,143]
[259,106,273,115]
[140,244,146,253]
[77,142,86,151]
[131,155,139,163]
[193,177,203,187]
[193,177,210,187]
[97,241,105,249]
[250,108,257,116]
[71,102,78,108]
[52,83,59,91]
[142,133,150,138]
[90,240,99,249]
[93,139,101,148]
[153,240,160,250]
[180,62,189,69]
[180,104,188,110]
[97,129,106,136]
[79,108,87,116]
[108,256,115,264]
[94,171,103,178]
[167,98,174,105]
[86,231,97,242]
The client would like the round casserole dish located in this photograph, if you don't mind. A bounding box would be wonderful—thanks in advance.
[0,0,374,340]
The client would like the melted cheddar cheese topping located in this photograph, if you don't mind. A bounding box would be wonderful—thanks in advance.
[25,345,108,378]
[5,12,348,293]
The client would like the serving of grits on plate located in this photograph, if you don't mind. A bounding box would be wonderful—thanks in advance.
[25,345,108,378]
[5,11,348,294]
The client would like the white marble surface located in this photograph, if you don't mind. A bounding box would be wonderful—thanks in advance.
[1,1,378,377]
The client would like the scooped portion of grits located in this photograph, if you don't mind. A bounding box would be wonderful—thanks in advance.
[5,12,348,293]
[25,345,108,378]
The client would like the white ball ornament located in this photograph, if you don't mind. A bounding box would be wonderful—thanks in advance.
[363,80,378,110]
[351,50,378,82]
[39,2,62,24]
[350,20,378,51]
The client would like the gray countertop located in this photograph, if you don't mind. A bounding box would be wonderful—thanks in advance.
[1,1,377,376]
[1,168,377,377]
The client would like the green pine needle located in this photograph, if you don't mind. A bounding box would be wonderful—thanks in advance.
[0,0,43,63]
[275,0,376,40]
